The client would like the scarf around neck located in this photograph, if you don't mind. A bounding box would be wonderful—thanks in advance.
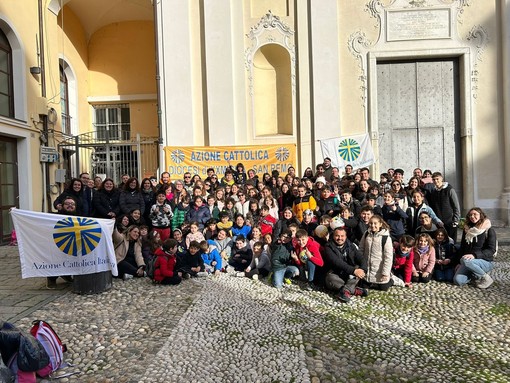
[464,218,491,244]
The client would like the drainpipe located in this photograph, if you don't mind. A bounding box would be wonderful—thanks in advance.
[153,0,164,175]
[38,0,51,212]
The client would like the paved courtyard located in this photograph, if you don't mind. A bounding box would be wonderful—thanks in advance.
[1,244,510,383]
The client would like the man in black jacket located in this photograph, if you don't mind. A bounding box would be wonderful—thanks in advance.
[427,172,461,242]
[323,227,368,302]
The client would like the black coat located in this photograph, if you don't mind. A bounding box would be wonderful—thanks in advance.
[323,239,366,281]
[93,188,121,218]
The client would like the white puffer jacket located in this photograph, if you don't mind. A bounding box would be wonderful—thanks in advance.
[359,228,393,283]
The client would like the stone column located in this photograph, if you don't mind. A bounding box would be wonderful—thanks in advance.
[501,0,510,224]
[156,0,195,148]
[309,0,341,165]
[295,0,313,172]
[202,0,236,145]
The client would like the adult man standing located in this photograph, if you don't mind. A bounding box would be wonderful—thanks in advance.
[158,171,172,188]
[344,164,353,178]
[322,157,333,181]
[427,172,461,242]
[359,167,378,188]
[323,227,368,302]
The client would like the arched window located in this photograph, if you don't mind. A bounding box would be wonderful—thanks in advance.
[0,28,13,118]
[60,65,71,134]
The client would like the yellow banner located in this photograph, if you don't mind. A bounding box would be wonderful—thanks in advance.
[164,144,297,177]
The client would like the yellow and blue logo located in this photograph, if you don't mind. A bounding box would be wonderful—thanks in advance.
[53,217,102,256]
[338,138,361,162]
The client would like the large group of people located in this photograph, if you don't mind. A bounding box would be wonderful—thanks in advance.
[52,160,498,300]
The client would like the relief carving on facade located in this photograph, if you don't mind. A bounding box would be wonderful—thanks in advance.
[351,0,481,105]
[466,25,489,100]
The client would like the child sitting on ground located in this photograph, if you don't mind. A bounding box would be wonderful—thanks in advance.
[293,229,324,290]
[200,240,223,275]
[412,233,436,283]
[239,241,271,280]
[176,240,207,278]
[229,234,253,273]
[433,228,456,283]
[153,239,182,285]
[392,235,415,288]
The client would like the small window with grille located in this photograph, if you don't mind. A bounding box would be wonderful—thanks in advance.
[93,104,130,141]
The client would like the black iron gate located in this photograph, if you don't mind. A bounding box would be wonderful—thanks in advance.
[58,130,159,185]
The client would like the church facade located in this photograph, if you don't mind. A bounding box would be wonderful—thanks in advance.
[0,0,509,243]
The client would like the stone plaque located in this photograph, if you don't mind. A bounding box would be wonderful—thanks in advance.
[386,8,451,41]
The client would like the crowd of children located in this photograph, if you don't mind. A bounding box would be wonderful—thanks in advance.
[56,161,498,300]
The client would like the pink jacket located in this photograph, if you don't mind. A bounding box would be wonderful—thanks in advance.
[412,246,436,274]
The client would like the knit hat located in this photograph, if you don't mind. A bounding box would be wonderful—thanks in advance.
[315,176,327,185]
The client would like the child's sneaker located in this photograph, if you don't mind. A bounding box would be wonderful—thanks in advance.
[235,272,245,278]
[252,274,259,281]
[354,287,369,297]
[284,278,292,285]
[183,273,191,279]
[123,274,134,281]
[337,289,351,303]
[196,271,209,277]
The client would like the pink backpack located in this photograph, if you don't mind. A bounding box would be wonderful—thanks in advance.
[29,321,67,377]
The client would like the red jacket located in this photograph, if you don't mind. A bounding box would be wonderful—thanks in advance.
[293,237,324,267]
[259,214,277,236]
[392,246,414,284]
[153,248,177,282]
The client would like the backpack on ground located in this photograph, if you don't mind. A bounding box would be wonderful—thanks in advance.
[29,320,67,377]
[145,254,158,279]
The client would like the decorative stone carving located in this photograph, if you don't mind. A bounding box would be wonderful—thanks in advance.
[348,31,374,106]
[245,10,296,95]
[352,0,482,104]
[466,25,489,100]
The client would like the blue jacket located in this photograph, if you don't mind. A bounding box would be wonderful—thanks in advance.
[201,243,223,271]
[185,205,211,229]
[382,204,408,240]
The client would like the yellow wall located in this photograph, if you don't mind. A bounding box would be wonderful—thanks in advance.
[88,21,156,97]
[130,100,158,137]
[57,5,90,135]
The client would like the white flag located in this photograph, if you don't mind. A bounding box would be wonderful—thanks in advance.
[10,209,118,278]
[320,133,375,169]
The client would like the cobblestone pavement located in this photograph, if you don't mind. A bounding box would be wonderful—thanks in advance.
[1,244,510,382]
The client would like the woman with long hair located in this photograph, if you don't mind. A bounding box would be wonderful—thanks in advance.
[453,207,497,289]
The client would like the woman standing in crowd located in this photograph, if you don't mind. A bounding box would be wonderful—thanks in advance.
[53,178,88,216]
[119,177,145,215]
[93,178,120,218]
[140,177,155,225]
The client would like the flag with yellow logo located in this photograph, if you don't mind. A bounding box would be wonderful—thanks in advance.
[10,209,118,278]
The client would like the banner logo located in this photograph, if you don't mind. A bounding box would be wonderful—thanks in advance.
[275,147,290,162]
[338,138,361,162]
[171,149,185,164]
[53,217,102,257]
